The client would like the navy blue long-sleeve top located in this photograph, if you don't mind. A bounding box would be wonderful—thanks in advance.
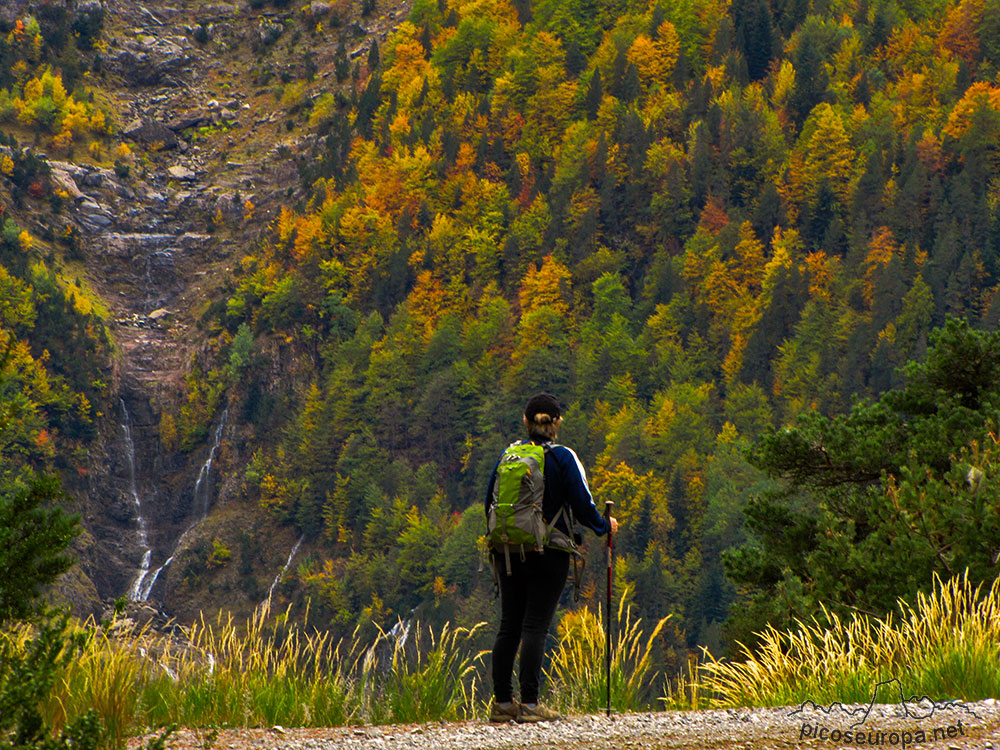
[485,435,611,537]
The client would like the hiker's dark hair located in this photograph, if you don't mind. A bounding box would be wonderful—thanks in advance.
[524,411,562,439]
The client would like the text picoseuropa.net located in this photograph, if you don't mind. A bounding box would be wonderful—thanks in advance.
[798,719,967,747]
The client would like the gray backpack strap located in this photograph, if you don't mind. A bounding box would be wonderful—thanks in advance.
[545,504,569,538]
[544,495,586,603]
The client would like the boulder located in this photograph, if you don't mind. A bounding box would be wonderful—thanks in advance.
[167,114,207,131]
[214,191,252,219]
[257,20,283,45]
[148,308,171,321]
[167,165,196,181]
[76,199,114,232]
[47,159,83,174]
[51,169,85,201]
[48,160,86,177]
[140,188,168,207]
[107,36,191,87]
[124,117,178,149]
[81,170,104,187]
[80,167,120,192]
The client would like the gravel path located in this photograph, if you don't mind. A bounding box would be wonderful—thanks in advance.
[134,700,1000,750]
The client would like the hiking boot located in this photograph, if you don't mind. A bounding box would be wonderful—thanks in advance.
[516,702,562,723]
[489,701,519,723]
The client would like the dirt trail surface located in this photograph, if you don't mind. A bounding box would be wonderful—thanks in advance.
[133,702,1000,749]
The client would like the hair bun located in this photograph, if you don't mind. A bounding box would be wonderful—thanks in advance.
[524,392,562,422]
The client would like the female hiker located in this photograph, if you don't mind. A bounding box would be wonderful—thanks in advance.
[485,392,618,723]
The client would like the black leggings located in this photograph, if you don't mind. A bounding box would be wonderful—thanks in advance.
[491,549,570,703]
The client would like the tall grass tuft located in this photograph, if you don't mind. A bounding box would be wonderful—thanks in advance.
[700,572,1000,707]
[44,618,151,742]
[660,652,704,711]
[544,594,669,714]
[150,603,362,729]
[365,621,487,724]
[32,603,488,745]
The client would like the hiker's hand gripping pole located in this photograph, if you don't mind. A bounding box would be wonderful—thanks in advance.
[604,499,614,718]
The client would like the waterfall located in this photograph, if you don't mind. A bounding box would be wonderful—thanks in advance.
[259,535,305,610]
[364,612,415,691]
[138,407,230,602]
[193,407,229,518]
[122,399,153,601]
[138,554,173,601]
[389,616,412,650]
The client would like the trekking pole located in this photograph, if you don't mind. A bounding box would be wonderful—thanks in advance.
[604,499,614,718]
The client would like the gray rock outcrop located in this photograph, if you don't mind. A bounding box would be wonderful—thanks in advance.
[107,35,192,87]
[76,198,114,232]
[51,168,86,201]
[124,117,179,149]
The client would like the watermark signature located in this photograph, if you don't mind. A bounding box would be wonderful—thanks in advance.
[788,678,981,747]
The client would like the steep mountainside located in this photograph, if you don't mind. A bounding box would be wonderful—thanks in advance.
[6,0,1000,661]
[0,0,409,621]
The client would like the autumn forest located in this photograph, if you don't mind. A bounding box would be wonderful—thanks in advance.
[3,0,1000,669]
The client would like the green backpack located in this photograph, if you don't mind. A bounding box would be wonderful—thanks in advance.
[487,441,579,578]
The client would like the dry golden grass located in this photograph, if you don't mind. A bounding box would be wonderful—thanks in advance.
[20,602,484,746]
[699,572,1000,707]
[545,593,670,713]
[9,572,996,745]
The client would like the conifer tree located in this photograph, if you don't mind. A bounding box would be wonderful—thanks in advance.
[788,30,829,127]
[727,319,1000,644]
[585,70,602,119]
[732,0,776,80]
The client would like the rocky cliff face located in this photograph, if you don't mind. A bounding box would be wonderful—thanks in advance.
[14,0,410,620]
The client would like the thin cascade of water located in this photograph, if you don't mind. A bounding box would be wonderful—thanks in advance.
[259,535,305,610]
[122,399,153,601]
[389,617,412,650]
[364,612,415,696]
[139,554,173,601]
[193,407,229,518]
[140,407,230,602]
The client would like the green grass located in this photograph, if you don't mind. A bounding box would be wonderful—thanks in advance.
[7,572,999,747]
[3,594,671,745]
[22,603,490,747]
